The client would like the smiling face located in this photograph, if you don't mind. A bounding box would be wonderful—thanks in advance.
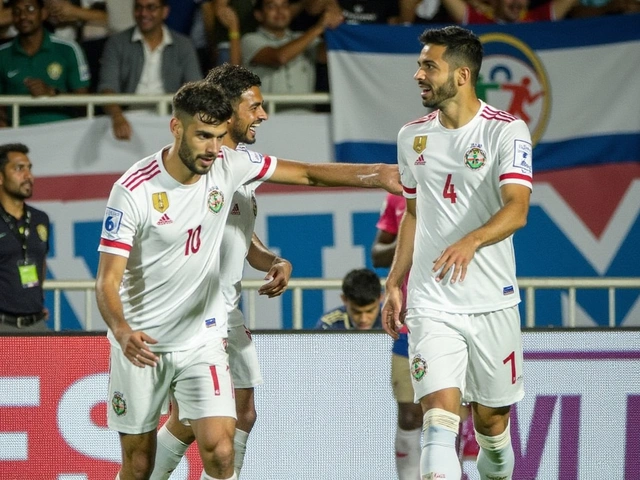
[414,44,459,110]
[227,86,268,147]
[134,0,168,35]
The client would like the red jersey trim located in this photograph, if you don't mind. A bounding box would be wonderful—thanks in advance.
[122,161,161,191]
[500,173,533,182]
[253,155,273,181]
[403,186,417,195]
[481,106,517,123]
[99,238,132,251]
[403,111,438,128]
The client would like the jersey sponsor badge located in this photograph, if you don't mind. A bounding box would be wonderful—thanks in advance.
[36,224,48,242]
[207,188,224,214]
[47,62,63,81]
[413,135,427,153]
[464,145,487,170]
[152,192,169,213]
[513,140,532,174]
[102,207,123,236]
[411,354,427,381]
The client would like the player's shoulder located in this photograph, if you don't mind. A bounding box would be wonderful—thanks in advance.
[115,150,163,193]
[478,102,520,125]
[227,144,267,164]
[399,110,439,136]
[319,307,349,328]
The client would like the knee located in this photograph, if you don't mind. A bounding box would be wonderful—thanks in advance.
[236,405,257,431]
[124,450,155,479]
[200,436,235,470]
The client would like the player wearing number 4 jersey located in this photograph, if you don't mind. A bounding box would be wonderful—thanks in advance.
[96,79,401,480]
[382,26,531,480]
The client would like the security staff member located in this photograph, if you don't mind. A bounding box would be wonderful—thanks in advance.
[0,143,49,331]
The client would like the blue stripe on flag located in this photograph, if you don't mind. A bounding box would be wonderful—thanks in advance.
[335,133,640,172]
[325,15,640,53]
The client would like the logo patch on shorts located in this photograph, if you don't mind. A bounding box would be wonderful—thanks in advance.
[112,391,127,416]
[411,355,428,382]
[503,285,515,295]
[205,317,216,328]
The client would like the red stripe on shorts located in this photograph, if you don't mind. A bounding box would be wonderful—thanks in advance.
[210,366,220,395]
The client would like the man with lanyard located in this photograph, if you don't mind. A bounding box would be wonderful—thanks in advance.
[0,143,50,331]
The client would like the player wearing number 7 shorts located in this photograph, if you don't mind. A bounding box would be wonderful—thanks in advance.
[382,26,532,480]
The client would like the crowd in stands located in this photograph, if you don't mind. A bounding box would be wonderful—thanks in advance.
[0,0,636,131]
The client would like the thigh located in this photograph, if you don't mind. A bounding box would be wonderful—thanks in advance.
[227,325,263,389]
[465,306,525,408]
[391,353,415,404]
[107,345,172,434]
[406,308,468,403]
[173,338,237,423]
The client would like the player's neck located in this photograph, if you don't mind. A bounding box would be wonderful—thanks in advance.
[0,194,25,219]
[438,95,481,130]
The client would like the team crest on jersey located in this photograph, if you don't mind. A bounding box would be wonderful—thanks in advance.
[152,192,169,213]
[251,193,258,217]
[112,391,126,416]
[47,62,63,81]
[464,146,487,170]
[36,224,48,242]
[478,33,550,146]
[411,355,427,381]
[413,135,427,154]
[207,188,224,213]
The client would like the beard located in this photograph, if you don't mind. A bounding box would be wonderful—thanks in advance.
[229,120,255,145]
[178,137,212,176]
[422,72,458,109]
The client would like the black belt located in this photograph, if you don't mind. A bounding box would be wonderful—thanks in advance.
[0,312,45,328]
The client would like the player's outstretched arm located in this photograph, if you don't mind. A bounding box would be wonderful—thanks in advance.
[96,252,158,367]
[246,233,293,298]
[268,159,402,194]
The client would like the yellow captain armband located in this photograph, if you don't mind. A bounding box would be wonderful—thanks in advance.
[229,31,240,40]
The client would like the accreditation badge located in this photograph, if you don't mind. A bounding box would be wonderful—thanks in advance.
[17,259,39,288]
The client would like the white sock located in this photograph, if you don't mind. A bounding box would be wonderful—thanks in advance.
[233,429,250,477]
[421,409,461,479]
[150,424,190,480]
[475,424,515,480]
[395,427,421,480]
[115,474,120,480]
[200,472,237,480]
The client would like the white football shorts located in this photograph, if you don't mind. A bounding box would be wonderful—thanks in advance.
[227,324,263,389]
[107,337,236,434]
[405,306,524,407]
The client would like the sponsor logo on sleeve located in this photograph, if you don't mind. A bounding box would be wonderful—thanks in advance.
[103,207,123,236]
[513,140,532,173]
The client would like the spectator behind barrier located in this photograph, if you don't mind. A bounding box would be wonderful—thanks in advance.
[0,0,90,126]
[97,0,202,140]
[241,0,343,111]
[441,0,579,23]
[315,268,383,330]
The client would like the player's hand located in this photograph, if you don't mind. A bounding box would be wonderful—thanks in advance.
[23,78,56,97]
[116,329,159,368]
[382,286,404,339]
[432,235,479,284]
[379,164,403,195]
[258,258,292,298]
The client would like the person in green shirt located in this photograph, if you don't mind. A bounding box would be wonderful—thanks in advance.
[0,0,90,126]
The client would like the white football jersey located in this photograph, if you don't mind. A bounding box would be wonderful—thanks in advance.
[98,145,277,352]
[221,146,262,328]
[398,101,533,313]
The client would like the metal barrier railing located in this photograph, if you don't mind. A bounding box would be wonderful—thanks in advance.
[0,92,331,126]
[43,277,640,331]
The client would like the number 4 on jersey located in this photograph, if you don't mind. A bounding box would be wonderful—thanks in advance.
[443,174,457,203]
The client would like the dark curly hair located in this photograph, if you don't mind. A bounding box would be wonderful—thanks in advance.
[172,80,233,125]
[342,269,382,307]
[205,63,262,106]
[0,143,29,172]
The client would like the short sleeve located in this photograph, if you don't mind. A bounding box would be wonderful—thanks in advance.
[98,184,141,257]
[397,128,417,199]
[498,119,533,190]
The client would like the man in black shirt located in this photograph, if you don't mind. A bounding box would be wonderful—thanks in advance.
[0,143,49,331]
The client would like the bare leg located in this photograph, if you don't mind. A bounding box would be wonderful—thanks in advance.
[191,415,236,478]
[118,430,157,480]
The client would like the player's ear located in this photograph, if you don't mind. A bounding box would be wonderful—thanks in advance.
[169,116,182,139]
[458,66,471,87]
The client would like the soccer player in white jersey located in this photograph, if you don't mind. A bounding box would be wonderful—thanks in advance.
[97,79,401,480]
[151,65,292,480]
[382,26,532,480]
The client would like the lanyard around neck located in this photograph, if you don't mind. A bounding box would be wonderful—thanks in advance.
[0,204,31,260]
